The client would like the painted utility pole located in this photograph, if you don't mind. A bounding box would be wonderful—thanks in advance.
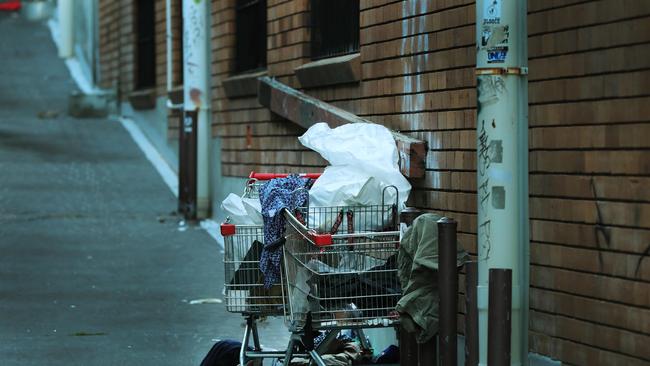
[182,0,211,218]
[475,0,529,365]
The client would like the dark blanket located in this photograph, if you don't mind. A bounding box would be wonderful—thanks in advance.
[316,255,401,319]
[200,340,249,366]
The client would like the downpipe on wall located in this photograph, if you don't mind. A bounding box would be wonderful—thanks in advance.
[58,0,74,58]
[182,0,211,219]
[475,0,529,365]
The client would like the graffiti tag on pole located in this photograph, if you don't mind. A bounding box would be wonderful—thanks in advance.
[478,119,492,260]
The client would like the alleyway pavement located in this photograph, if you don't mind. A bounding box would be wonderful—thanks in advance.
[0,14,285,365]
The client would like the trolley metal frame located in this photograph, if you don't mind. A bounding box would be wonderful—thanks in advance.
[280,186,401,365]
[220,172,320,365]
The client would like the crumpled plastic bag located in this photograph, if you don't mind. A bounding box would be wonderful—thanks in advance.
[220,193,263,225]
[299,123,411,230]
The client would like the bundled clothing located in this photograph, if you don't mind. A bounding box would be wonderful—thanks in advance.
[290,341,361,366]
[200,340,250,366]
[259,175,311,288]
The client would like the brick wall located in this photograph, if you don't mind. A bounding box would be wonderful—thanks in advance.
[155,0,167,96]
[98,0,172,99]
[526,1,650,364]
[211,0,321,177]
[166,0,184,140]
[99,0,182,140]
[98,0,119,90]
[171,0,183,87]
[98,0,135,97]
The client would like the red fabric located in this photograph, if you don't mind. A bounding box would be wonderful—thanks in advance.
[0,1,21,11]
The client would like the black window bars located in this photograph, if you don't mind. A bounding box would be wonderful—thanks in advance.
[310,0,359,60]
[235,0,267,73]
[135,0,156,89]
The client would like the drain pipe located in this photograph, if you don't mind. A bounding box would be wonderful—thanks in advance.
[182,0,211,218]
[475,0,529,365]
[58,0,74,58]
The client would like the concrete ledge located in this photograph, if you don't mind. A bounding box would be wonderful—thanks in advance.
[128,89,157,110]
[222,70,267,98]
[295,53,361,89]
[258,76,426,178]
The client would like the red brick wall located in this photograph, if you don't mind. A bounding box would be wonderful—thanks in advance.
[211,0,321,176]
[526,1,650,364]
[98,0,136,97]
[166,0,184,139]
[98,0,171,99]
[99,0,183,140]
[98,0,119,90]
[171,0,183,87]
[154,0,167,96]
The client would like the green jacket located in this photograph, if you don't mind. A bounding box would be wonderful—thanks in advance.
[396,213,467,343]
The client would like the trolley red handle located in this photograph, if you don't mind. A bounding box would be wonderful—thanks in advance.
[220,223,236,236]
[248,172,322,181]
[310,233,333,247]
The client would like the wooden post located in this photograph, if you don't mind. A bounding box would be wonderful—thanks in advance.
[488,269,512,366]
[465,262,479,366]
[438,217,458,366]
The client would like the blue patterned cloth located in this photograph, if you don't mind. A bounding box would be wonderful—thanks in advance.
[259,175,310,288]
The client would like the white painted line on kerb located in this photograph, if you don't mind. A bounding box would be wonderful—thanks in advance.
[200,219,225,249]
[118,118,224,248]
[118,117,179,197]
[47,19,98,95]
[118,118,225,248]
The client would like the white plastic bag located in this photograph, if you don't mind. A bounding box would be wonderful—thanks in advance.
[299,123,411,230]
[220,193,263,225]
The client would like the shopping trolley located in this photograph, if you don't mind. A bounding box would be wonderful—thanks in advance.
[220,172,321,365]
[281,186,401,365]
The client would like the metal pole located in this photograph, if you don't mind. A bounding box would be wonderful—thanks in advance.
[488,269,512,366]
[475,0,529,364]
[178,110,198,219]
[399,326,419,366]
[182,0,211,219]
[58,0,74,58]
[166,0,173,95]
[419,337,438,366]
[438,217,458,366]
[465,261,479,366]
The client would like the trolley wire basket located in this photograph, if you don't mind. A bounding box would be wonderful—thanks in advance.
[282,187,401,330]
[221,175,277,315]
[221,223,286,314]
[221,172,321,315]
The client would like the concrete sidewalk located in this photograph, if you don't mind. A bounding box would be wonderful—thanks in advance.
[0,13,285,365]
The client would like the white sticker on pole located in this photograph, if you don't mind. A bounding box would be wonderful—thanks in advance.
[483,0,501,24]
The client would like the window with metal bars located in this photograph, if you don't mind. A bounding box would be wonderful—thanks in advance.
[235,0,267,73]
[135,0,156,89]
[310,0,359,60]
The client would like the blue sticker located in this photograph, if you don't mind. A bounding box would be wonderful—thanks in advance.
[487,46,508,63]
